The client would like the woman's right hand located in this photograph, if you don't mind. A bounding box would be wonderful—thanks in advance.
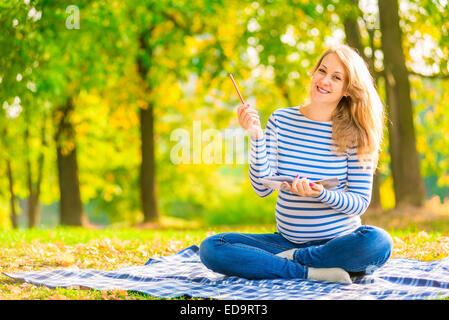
[237,103,263,139]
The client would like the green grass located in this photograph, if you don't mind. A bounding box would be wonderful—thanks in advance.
[0,223,448,300]
[0,225,275,300]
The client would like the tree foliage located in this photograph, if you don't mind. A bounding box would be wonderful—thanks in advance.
[0,0,448,228]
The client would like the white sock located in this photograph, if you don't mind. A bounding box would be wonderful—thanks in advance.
[308,267,352,284]
[276,250,352,284]
[275,249,296,260]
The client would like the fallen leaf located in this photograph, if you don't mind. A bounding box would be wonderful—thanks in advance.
[56,253,76,267]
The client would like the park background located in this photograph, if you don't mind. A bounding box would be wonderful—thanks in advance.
[1,0,449,230]
[2,0,449,300]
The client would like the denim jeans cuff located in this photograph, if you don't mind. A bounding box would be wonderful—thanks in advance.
[293,248,300,263]
[293,249,308,279]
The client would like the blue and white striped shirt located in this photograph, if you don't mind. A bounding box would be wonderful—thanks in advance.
[249,106,373,243]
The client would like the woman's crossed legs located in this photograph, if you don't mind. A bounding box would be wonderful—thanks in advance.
[199,225,393,282]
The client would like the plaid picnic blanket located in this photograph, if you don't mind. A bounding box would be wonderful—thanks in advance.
[4,245,449,300]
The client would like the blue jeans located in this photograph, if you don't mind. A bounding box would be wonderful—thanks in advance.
[199,225,393,280]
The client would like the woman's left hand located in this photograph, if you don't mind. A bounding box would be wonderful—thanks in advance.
[281,175,324,197]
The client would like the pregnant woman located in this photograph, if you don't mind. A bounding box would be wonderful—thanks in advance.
[199,44,393,283]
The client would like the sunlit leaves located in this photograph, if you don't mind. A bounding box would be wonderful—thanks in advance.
[1,0,448,228]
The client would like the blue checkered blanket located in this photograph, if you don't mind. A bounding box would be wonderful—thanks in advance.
[4,245,449,300]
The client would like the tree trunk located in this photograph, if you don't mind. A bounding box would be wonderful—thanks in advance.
[6,160,18,229]
[25,117,46,228]
[27,193,40,228]
[140,105,158,222]
[137,31,159,222]
[54,98,86,226]
[378,0,426,207]
[343,6,382,210]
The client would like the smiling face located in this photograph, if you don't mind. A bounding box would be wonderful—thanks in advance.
[309,52,348,107]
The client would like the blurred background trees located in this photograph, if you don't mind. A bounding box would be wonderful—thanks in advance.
[0,0,448,229]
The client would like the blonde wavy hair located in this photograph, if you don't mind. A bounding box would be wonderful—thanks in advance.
[311,44,385,171]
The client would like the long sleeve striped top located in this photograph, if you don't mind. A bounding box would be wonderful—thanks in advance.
[249,106,374,244]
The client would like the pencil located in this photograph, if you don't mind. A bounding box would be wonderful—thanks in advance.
[229,73,245,105]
